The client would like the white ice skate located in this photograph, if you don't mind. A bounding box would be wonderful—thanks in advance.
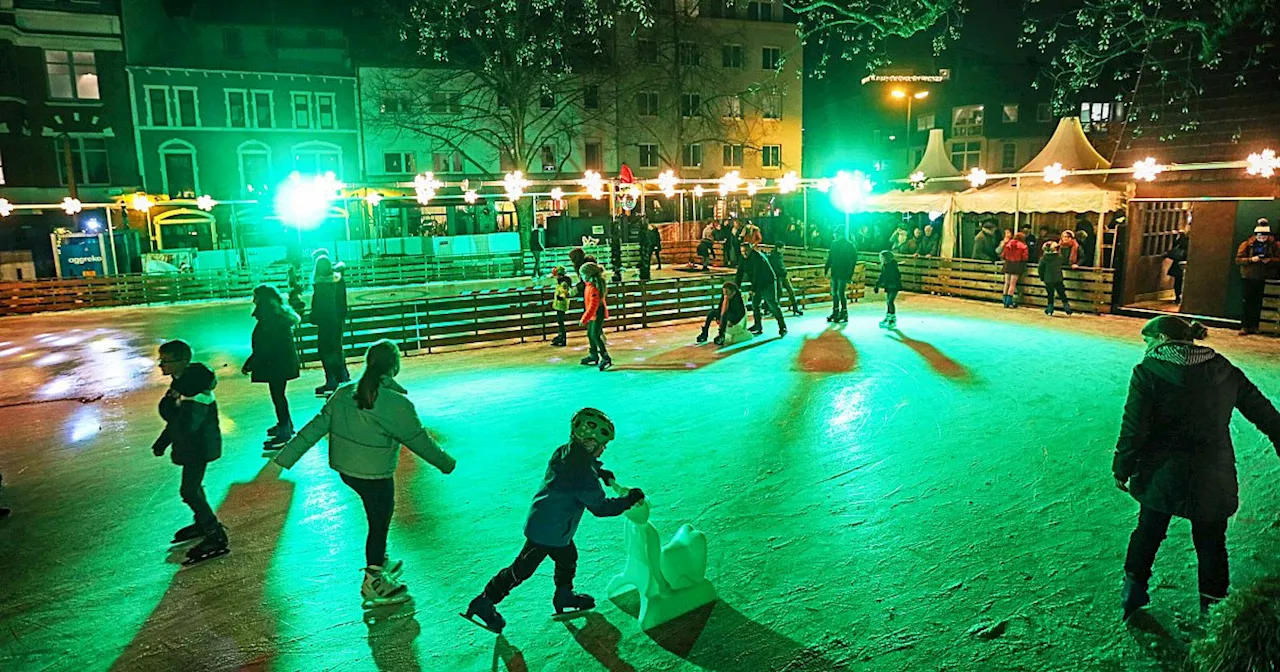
[361,565,410,609]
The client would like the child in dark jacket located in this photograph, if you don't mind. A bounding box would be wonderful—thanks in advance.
[463,408,645,634]
[551,267,574,347]
[244,284,301,453]
[1037,241,1072,316]
[152,340,228,565]
[874,250,903,329]
[697,281,748,345]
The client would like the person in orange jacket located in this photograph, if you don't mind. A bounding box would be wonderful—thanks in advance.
[1235,220,1279,335]
[579,262,612,371]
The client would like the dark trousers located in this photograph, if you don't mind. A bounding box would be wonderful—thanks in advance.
[341,473,395,567]
[531,251,543,278]
[830,278,849,314]
[317,324,349,388]
[750,288,786,332]
[1045,281,1070,311]
[1242,279,1266,330]
[483,540,578,603]
[638,249,652,280]
[700,307,738,338]
[587,316,608,358]
[779,276,800,312]
[179,462,218,533]
[268,380,291,429]
[1169,263,1185,301]
[653,250,662,269]
[555,310,567,341]
[1124,506,1229,599]
[885,289,899,315]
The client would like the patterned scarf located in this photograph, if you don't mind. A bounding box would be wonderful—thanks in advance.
[1145,341,1217,366]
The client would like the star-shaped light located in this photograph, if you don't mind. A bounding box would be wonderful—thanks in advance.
[579,171,605,200]
[815,178,832,193]
[1043,163,1069,184]
[62,197,83,215]
[966,168,989,188]
[463,190,479,204]
[657,170,679,198]
[130,193,155,212]
[1246,149,1279,178]
[415,172,443,205]
[549,187,565,201]
[909,171,927,189]
[1132,158,1165,182]
[365,192,384,207]
[196,195,217,212]
[0,198,13,218]
[503,171,531,201]
[692,185,705,198]
[718,170,743,197]
[777,171,800,194]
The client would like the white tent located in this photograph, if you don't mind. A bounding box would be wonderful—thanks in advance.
[861,129,964,256]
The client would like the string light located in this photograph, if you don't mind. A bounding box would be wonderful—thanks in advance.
[504,171,531,201]
[549,187,565,201]
[464,190,479,204]
[62,197,83,215]
[815,178,832,193]
[1043,163,1069,184]
[196,195,217,212]
[130,193,155,212]
[692,185,705,198]
[626,184,641,199]
[777,171,800,193]
[0,198,12,217]
[415,172,443,205]
[966,168,989,188]
[579,171,605,200]
[365,192,384,207]
[1132,158,1165,182]
[656,170,679,198]
[1246,149,1279,178]
[718,170,743,197]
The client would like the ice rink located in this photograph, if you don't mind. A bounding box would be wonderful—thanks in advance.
[1,293,1278,671]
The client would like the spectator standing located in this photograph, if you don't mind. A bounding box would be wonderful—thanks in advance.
[1037,241,1072,316]
[1021,226,1038,263]
[530,222,547,278]
[1059,230,1081,267]
[973,221,999,261]
[889,228,913,255]
[1000,232,1029,308]
[917,224,941,257]
[1235,220,1279,335]
[1164,224,1190,304]
[648,223,663,269]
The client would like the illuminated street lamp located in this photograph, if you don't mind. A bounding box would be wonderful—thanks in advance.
[890,89,930,174]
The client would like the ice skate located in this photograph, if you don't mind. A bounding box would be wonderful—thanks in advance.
[837,310,849,323]
[361,565,410,609]
[262,424,293,455]
[695,331,709,344]
[886,315,897,329]
[460,595,506,634]
[580,355,599,366]
[171,522,203,545]
[878,316,890,329]
[598,355,613,372]
[182,524,229,566]
[713,334,725,346]
[550,336,566,347]
[551,587,596,618]
[777,326,787,338]
[748,324,763,335]
[1045,306,1054,316]
[1121,573,1150,621]
[826,312,837,323]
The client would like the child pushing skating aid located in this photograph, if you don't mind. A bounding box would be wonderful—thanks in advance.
[461,408,646,634]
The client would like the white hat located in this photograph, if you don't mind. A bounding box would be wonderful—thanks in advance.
[1256,221,1272,234]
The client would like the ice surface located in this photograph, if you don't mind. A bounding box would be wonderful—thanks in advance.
[0,293,1278,671]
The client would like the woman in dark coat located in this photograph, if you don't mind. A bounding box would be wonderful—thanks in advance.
[311,255,350,396]
[243,284,301,450]
[1113,316,1280,620]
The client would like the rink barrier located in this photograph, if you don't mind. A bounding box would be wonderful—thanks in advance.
[292,254,863,362]
[1264,281,1280,336]
[0,245,637,316]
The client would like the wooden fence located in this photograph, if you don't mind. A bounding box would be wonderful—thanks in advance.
[1263,281,1280,336]
[295,253,864,363]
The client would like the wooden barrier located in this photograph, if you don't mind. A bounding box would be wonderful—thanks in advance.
[1263,281,1280,336]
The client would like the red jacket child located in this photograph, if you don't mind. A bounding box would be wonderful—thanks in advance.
[579,263,609,325]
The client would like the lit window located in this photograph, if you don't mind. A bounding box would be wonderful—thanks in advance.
[45,50,99,100]
[949,140,982,171]
[762,47,781,70]
[724,96,743,119]
[1002,103,1018,123]
[383,152,415,174]
[682,143,702,168]
[952,105,984,137]
[292,92,312,129]
[761,93,781,120]
[0,148,5,185]
[916,113,935,131]
[432,150,464,173]
[541,145,557,171]
[638,143,659,169]
[762,144,781,168]
[722,144,744,168]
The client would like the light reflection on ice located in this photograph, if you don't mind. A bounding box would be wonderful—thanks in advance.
[36,352,71,367]
[39,376,74,398]
[0,346,22,357]
[67,406,101,443]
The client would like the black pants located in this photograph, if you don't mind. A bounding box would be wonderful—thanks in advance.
[638,249,652,281]
[179,462,218,533]
[483,540,578,603]
[1241,279,1266,330]
[830,278,849,314]
[587,315,609,358]
[1045,281,1070,311]
[555,310,567,341]
[653,250,662,269]
[701,307,738,338]
[750,288,786,332]
[268,380,291,429]
[885,289,899,315]
[317,324,349,388]
[1124,506,1229,600]
[531,251,542,278]
[779,275,800,312]
[1169,263,1184,301]
[341,474,395,567]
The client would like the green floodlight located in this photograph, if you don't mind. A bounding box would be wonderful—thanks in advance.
[830,170,873,213]
[275,171,344,230]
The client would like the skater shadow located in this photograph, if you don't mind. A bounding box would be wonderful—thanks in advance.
[610,593,843,671]
[885,329,973,383]
[1126,611,1190,671]
[365,605,424,672]
[490,634,529,672]
[613,338,773,371]
[563,611,637,672]
[109,462,295,672]
[796,327,858,373]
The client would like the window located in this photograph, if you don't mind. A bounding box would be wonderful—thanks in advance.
[383,152,414,174]
[292,92,313,128]
[722,44,744,68]
[761,93,781,120]
[174,87,199,127]
[1002,103,1019,123]
[952,104,984,137]
[762,144,781,168]
[499,149,515,172]
[724,95,743,119]
[1000,143,1017,171]
[680,93,701,118]
[159,141,197,196]
[637,91,659,117]
[722,144,743,168]
[583,85,599,110]
[541,145,557,171]
[1081,102,1111,122]
[1137,201,1191,257]
[637,38,658,65]
[58,137,110,185]
[253,91,274,128]
[45,50,99,100]
[315,92,336,129]
[917,113,935,131]
[381,93,410,115]
[292,142,342,177]
[146,87,198,127]
[428,92,460,115]
[223,29,244,58]
[585,141,603,171]
[1036,103,1053,122]
[432,150,464,173]
[228,89,274,128]
[679,41,700,67]
[237,142,270,197]
[638,143,658,169]
[227,90,248,128]
[762,47,781,70]
[682,143,702,168]
[748,0,774,21]
[145,86,169,126]
[540,92,555,110]
[949,140,982,171]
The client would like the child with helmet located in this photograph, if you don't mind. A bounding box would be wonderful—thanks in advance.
[462,408,645,634]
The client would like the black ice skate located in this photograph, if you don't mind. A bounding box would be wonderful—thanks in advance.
[695,331,709,344]
[1120,573,1150,621]
[182,524,229,566]
[460,595,506,634]
[580,355,599,366]
[171,523,203,545]
[551,588,596,619]
[598,356,613,372]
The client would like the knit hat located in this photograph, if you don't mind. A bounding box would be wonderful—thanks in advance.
[1255,219,1271,234]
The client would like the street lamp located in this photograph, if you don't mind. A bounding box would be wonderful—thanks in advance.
[890,89,929,174]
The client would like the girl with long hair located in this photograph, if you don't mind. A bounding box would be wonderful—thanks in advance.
[1000,232,1029,308]
[578,262,612,371]
[243,284,301,453]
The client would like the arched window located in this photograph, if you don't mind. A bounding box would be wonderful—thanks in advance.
[291,141,342,178]
[236,140,271,197]
[159,139,198,198]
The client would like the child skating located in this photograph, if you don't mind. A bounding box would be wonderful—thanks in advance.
[579,262,612,371]
[152,340,229,565]
[243,284,302,455]
[875,250,903,329]
[461,408,645,634]
[550,266,573,347]
[274,340,456,609]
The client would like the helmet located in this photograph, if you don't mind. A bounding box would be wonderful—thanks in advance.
[571,407,615,445]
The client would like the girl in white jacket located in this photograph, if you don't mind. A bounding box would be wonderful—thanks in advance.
[275,339,456,607]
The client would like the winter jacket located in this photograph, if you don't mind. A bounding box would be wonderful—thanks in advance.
[735,249,779,293]
[891,236,917,256]
[531,227,546,253]
[1024,234,1039,262]
[580,274,609,325]
[767,248,789,279]
[648,228,663,251]
[246,306,301,383]
[1037,250,1065,285]
[875,258,903,292]
[973,231,998,262]
[1113,344,1280,521]
[153,364,222,466]
[1235,236,1280,281]
[1059,237,1080,266]
[824,239,858,282]
[552,280,573,312]
[310,276,348,328]
[1001,239,1029,275]
[275,377,456,480]
[917,235,941,257]
[716,291,748,326]
[523,441,640,547]
[740,224,763,246]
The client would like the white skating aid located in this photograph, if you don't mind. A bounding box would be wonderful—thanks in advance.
[605,483,716,630]
[719,320,752,347]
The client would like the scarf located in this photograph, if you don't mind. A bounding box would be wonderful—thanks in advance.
[1144,341,1217,366]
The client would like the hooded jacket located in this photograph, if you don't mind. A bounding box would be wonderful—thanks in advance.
[580,263,609,325]
[1037,250,1065,285]
[875,257,902,292]
[523,441,639,547]
[246,305,301,383]
[154,363,222,466]
[275,377,456,480]
[1113,343,1280,521]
